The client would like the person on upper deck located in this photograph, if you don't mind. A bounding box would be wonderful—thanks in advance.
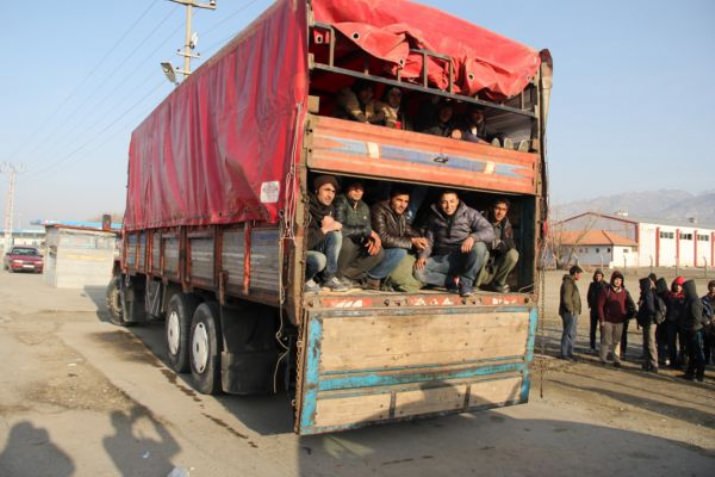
[334,179,384,289]
[414,190,494,297]
[336,80,385,125]
[305,175,349,293]
[370,188,428,292]
[461,106,492,145]
[422,100,462,139]
[477,198,519,294]
[376,86,407,130]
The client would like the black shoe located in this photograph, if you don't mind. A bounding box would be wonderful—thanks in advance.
[459,284,474,297]
[650,368,659,374]
[613,362,622,368]
[680,374,695,381]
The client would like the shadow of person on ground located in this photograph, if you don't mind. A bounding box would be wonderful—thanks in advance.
[0,421,75,477]
[102,404,181,477]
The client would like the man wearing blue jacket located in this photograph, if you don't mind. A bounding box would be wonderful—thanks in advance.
[414,190,494,297]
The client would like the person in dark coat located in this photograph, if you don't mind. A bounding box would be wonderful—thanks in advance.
[305,175,348,293]
[587,269,608,353]
[654,277,671,366]
[664,276,687,368]
[558,265,583,361]
[597,270,636,367]
[422,100,462,139]
[637,276,664,372]
[681,280,706,381]
[370,188,428,291]
[334,180,384,287]
[415,190,494,297]
[478,198,519,293]
[702,280,715,365]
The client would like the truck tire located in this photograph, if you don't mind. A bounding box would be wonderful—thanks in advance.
[166,293,200,374]
[106,276,125,325]
[190,302,223,395]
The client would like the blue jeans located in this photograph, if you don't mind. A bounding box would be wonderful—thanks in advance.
[368,248,407,279]
[414,242,487,288]
[306,231,342,280]
[560,312,578,358]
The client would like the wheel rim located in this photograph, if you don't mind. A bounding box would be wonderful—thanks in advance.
[167,310,180,356]
[192,322,209,373]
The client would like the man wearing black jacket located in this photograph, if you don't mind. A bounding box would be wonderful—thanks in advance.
[681,280,706,381]
[637,276,664,373]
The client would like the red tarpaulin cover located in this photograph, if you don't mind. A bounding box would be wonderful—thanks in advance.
[124,0,540,231]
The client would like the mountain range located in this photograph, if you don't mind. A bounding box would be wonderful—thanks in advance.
[551,189,715,227]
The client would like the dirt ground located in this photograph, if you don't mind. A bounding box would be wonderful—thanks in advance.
[0,269,712,476]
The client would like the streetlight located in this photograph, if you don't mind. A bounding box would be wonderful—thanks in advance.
[161,61,178,85]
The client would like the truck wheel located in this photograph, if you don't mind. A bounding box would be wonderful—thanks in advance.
[190,302,222,395]
[166,293,200,373]
[106,276,124,325]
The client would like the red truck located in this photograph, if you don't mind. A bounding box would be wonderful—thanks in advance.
[107,0,552,435]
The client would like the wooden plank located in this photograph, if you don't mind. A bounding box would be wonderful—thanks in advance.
[319,312,529,372]
[309,116,537,195]
[468,376,523,407]
[394,385,468,417]
[314,393,391,428]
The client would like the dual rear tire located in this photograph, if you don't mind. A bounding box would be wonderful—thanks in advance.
[165,294,222,395]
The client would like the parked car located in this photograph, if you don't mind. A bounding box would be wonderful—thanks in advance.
[3,246,44,273]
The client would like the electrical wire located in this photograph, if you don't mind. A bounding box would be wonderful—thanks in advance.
[3,1,160,164]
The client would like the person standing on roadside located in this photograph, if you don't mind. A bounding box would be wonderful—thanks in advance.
[558,265,583,361]
[665,276,687,368]
[655,277,671,367]
[702,280,715,365]
[598,270,636,368]
[637,275,664,373]
[681,280,706,382]
[587,269,608,353]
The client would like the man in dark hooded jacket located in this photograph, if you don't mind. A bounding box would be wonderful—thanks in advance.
[414,190,493,297]
[587,269,608,353]
[305,175,349,293]
[681,280,706,381]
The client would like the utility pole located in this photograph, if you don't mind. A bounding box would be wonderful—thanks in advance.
[168,0,217,80]
[1,163,24,257]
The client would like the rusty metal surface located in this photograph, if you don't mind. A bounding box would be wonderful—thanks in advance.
[189,236,215,286]
[249,228,280,300]
[308,116,537,194]
[163,237,180,281]
[222,228,245,296]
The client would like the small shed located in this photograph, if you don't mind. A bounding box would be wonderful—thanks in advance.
[44,225,119,289]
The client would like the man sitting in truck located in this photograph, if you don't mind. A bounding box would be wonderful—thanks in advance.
[415,190,494,297]
[370,187,428,292]
[336,80,386,125]
[422,100,462,139]
[305,175,349,293]
[477,198,519,293]
[334,179,385,288]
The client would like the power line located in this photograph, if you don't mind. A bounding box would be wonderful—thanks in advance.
[17,9,182,170]
[3,1,160,164]
[27,81,168,180]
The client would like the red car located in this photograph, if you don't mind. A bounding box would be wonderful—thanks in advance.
[3,246,44,273]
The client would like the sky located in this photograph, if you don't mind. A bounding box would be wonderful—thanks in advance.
[1,0,713,229]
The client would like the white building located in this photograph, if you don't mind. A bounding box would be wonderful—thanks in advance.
[552,230,637,269]
[555,212,715,268]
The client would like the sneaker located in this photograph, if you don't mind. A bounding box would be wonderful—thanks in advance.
[517,139,530,152]
[304,278,321,293]
[503,138,514,149]
[339,277,361,289]
[613,362,622,368]
[490,137,501,147]
[323,276,349,292]
[459,284,474,297]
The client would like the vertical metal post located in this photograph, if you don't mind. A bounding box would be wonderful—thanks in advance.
[168,0,217,80]
[1,163,23,258]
